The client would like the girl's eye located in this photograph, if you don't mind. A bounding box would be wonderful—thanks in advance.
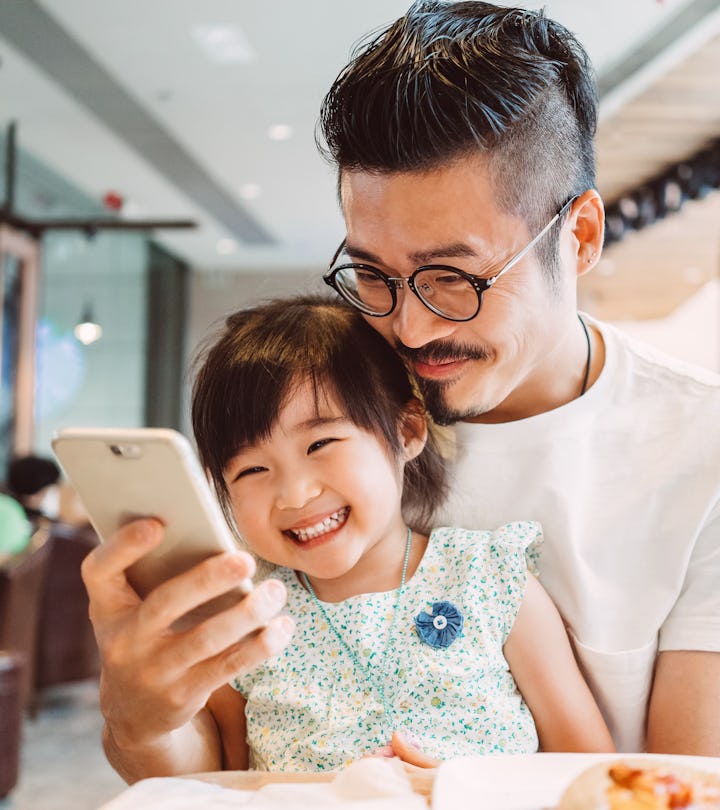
[307,438,336,454]
[233,465,267,481]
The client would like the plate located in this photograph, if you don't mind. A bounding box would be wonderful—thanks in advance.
[432,753,720,810]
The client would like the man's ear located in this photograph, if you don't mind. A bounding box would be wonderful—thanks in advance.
[568,189,605,277]
[399,398,428,462]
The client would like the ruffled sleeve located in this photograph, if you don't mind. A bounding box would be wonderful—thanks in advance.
[468,520,543,643]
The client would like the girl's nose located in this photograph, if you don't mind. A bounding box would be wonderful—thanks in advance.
[275,471,322,511]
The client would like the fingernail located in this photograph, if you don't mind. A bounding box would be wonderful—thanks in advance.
[266,615,294,644]
[136,518,162,541]
[264,579,287,606]
[278,615,294,635]
[225,551,255,579]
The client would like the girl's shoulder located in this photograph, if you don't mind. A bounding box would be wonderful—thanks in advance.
[428,521,543,569]
[422,522,543,640]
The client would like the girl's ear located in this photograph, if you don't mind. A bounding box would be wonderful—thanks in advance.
[399,398,428,462]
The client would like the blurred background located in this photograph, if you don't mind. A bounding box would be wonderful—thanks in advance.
[0,2,718,806]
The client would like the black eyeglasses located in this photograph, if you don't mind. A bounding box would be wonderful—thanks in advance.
[324,198,577,322]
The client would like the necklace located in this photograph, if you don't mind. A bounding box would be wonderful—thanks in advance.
[300,527,413,726]
[578,313,592,396]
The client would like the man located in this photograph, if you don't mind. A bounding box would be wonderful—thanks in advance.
[81,1,718,781]
[319,0,720,755]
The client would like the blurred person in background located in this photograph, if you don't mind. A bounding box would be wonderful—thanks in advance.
[7,455,61,530]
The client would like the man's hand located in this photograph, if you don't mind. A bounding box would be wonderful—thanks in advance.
[82,518,294,779]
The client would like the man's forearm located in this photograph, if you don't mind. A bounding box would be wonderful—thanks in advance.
[103,708,223,783]
[646,650,720,756]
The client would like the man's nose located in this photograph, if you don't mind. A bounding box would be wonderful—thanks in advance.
[390,284,456,349]
[275,470,322,511]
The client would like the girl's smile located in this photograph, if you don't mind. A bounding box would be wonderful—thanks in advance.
[285,506,350,544]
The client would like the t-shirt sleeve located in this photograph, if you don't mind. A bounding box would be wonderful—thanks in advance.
[659,497,720,651]
[468,520,544,643]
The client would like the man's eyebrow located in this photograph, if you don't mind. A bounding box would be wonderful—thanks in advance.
[343,241,479,267]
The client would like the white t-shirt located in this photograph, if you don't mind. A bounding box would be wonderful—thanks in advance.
[435,317,720,752]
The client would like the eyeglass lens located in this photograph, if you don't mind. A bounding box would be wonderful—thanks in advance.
[332,265,479,320]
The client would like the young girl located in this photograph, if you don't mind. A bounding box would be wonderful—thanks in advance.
[191,294,614,772]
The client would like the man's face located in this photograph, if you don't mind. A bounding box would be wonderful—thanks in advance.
[339,155,579,424]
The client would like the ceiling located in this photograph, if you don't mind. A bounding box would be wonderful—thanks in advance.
[0,0,718,319]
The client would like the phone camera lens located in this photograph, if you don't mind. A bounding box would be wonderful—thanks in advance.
[110,445,123,456]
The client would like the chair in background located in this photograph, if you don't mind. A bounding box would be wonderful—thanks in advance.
[0,523,99,799]
[35,522,100,691]
[0,650,24,798]
[0,529,53,713]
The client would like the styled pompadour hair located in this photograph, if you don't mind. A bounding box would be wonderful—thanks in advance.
[318,0,599,283]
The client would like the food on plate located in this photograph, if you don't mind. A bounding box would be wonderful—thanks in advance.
[558,759,720,810]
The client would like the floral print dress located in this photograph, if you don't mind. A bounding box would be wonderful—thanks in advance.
[232,522,542,771]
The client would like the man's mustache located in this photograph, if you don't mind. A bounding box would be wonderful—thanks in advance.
[395,339,490,366]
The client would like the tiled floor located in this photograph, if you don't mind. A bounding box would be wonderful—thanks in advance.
[1,680,127,810]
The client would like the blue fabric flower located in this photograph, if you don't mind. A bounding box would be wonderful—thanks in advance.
[414,601,463,648]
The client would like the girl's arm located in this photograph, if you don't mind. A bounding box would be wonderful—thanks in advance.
[206,684,250,770]
[504,574,615,753]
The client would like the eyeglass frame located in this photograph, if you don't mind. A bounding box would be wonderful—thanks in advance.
[323,195,579,322]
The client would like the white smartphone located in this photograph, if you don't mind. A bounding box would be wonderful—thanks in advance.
[52,427,253,615]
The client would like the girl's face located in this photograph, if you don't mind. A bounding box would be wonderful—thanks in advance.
[223,380,424,600]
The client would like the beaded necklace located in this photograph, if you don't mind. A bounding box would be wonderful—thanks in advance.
[299,527,412,726]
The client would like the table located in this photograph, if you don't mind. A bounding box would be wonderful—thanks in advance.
[186,767,435,804]
[102,752,720,809]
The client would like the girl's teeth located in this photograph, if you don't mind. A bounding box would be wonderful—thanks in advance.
[292,507,348,542]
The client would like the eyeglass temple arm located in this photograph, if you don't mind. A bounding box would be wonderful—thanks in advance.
[327,239,347,271]
[486,196,578,288]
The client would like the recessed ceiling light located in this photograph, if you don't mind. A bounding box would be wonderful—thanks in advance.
[267,124,293,142]
[192,25,255,64]
[239,183,262,200]
[216,238,237,255]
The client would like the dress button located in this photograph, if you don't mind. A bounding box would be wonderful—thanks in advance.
[433,615,448,630]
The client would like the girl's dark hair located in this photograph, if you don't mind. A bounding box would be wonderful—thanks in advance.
[317,0,598,287]
[192,294,447,534]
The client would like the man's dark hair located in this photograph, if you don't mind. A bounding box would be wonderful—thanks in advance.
[192,295,447,535]
[318,0,598,284]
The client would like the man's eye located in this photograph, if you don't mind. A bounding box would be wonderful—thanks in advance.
[307,438,336,454]
[435,272,464,286]
[355,270,384,286]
